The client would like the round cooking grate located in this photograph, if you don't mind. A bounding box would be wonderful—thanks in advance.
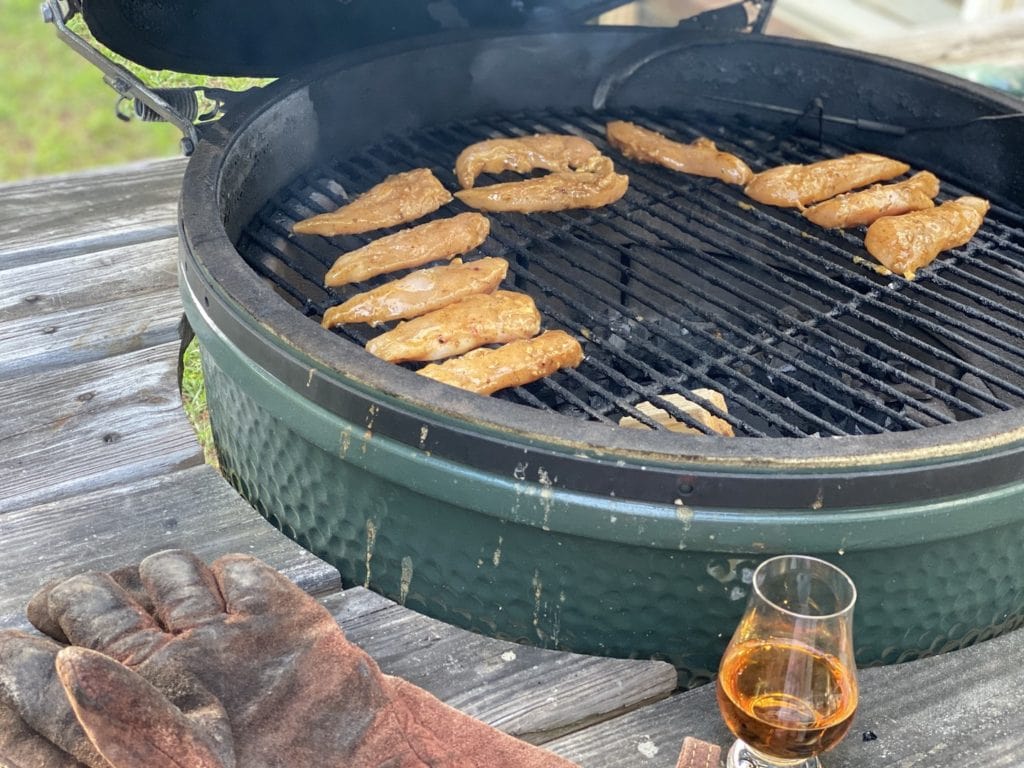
[236,107,1024,439]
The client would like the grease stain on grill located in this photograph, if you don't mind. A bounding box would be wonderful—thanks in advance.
[399,556,414,606]
[364,518,377,588]
[238,106,1024,440]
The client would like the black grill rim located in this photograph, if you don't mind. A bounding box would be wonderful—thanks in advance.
[180,28,1024,510]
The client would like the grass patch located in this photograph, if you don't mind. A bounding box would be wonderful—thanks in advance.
[1,2,269,181]
[181,339,218,468]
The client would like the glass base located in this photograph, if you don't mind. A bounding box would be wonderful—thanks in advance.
[726,739,822,768]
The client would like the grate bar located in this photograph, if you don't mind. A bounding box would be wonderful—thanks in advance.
[695,192,1024,400]
[327,153,832,436]
[236,106,1024,439]
[593,160,1014,411]
[524,113,1016,413]
[579,124,1024,409]
[622,110,1024,359]
[383,134,878,436]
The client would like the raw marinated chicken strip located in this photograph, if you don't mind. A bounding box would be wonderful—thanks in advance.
[605,120,753,185]
[803,171,940,228]
[864,196,989,280]
[293,168,452,236]
[365,291,541,363]
[321,257,508,328]
[618,389,734,437]
[455,156,628,213]
[455,133,602,189]
[744,153,910,209]
[325,212,490,286]
[418,330,584,395]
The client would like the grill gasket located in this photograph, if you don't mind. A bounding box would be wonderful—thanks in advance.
[237,106,1024,440]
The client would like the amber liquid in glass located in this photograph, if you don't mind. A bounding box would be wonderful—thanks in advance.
[716,640,857,761]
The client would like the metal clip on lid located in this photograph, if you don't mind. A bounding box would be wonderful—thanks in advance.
[40,0,207,155]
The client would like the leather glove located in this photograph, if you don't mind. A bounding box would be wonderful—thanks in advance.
[0,550,578,768]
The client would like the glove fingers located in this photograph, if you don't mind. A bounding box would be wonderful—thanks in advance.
[0,632,108,768]
[26,579,69,644]
[138,550,226,632]
[48,573,166,666]
[212,554,324,621]
[108,564,155,616]
[57,647,231,768]
[28,568,151,645]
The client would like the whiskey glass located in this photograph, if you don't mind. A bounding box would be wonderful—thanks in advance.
[716,555,858,768]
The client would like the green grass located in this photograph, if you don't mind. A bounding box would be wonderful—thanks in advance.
[181,339,218,468]
[0,1,269,180]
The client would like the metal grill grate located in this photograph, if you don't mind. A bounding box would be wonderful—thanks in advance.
[237,107,1024,438]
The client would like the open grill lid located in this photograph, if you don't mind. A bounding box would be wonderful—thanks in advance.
[77,0,775,76]
[44,0,775,154]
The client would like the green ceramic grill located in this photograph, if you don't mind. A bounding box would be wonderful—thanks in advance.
[164,21,1024,685]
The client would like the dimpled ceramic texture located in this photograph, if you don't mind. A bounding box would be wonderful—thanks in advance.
[200,346,1024,684]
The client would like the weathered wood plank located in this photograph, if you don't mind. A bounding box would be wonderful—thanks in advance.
[325,588,678,744]
[0,341,203,514]
[547,627,1024,768]
[0,236,178,324]
[0,463,341,630]
[0,289,184,380]
[0,158,184,268]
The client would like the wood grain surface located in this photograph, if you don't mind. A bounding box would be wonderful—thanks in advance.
[548,626,1024,768]
[0,158,185,268]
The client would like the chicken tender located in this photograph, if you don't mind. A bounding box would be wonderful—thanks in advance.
[293,168,452,236]
[455,134,602,189]
[322,257,508,328]
[606,120,753,185]
[418,330,584,395]
[455,156,628,213]
[744,153,910,209]
[864,196,989,280]
[324,212,490,287]
[618,389,734,436]
[365,291,541,363]
[803,171,940,229]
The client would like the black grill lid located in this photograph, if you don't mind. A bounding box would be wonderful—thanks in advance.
[80,0,641,76]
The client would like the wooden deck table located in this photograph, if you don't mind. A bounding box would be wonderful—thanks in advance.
[1,158,1021,766]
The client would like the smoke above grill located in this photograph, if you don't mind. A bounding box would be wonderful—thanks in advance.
[237,106,1024,440]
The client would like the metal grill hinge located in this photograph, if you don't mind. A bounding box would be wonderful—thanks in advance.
[40,0,213,156]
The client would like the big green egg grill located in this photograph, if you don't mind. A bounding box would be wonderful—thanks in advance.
[175,25,1024,685]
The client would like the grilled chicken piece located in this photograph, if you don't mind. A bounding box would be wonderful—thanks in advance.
[744,153,910,209]
[418,330,584,395]
[324,212,490,287]
[455,156,628,213]
[606,120,754,186]
[618,389,734,437]
[322,257,508,328]
[293,168,452,236]
[803,171,940,229]
[864,196,989,280]
[365,291,541,363]
[455,134,603,189]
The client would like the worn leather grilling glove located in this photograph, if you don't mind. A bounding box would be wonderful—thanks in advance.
[0,550,578,768]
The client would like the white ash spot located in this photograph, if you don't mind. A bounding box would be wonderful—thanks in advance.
[637,739,659,758]
[399,556,413,605]
[492,536,503,567]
